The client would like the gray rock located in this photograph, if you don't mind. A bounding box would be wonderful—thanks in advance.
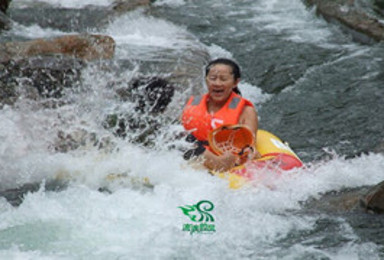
[303,0,384,43]
[0,0,11,13]
[111,0,151,13]
[0,7,10,30]
[360,180,384,214]
[375,0,384,10]
[374,0,384,16]
[0,77,17,107]
[0,179,68,207]
[303,180,384,214]
[0,34,116,106]
[0,34,116,63]
[0,56,84,106]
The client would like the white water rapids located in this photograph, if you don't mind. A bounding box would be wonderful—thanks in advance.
[1,0,384,259]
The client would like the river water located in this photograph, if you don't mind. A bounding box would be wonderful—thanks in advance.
[1,0,384,259]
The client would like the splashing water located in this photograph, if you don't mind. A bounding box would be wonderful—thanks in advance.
[1,0,384,259]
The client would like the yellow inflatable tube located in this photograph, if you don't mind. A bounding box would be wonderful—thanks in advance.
[213,129,303,189]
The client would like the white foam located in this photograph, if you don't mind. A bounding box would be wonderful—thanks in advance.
[12,0,114,9]
[245,0,347,47]
[206,44,233,60]
[1,152,383,258]
[8,23,70,38]
[104,11,203,60]
[240,82,272,106]
[0,0,382,258]
[153,0,186,7]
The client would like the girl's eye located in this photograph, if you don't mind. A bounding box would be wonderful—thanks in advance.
[208,77,229,81]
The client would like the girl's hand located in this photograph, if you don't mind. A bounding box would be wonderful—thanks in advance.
[219,152,238,171]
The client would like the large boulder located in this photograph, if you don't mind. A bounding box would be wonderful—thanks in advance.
[0,34,115,63]
[304,0,384,43]
[0,34,115,106]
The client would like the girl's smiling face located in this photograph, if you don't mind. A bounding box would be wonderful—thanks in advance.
[206,64,240,105]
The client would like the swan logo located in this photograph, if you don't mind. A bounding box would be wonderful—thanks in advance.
[179,200,216,235]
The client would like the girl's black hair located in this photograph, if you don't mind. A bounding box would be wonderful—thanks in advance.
[205,58,242,95]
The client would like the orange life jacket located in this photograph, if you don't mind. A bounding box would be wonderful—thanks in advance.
[181,92,254,144]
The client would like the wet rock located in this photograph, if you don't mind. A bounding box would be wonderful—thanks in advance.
[111,0,151,13]
[99,173,154,194]
[374,0,384,16]
[360,180,384,214]
[0,172,153,207]
[375,0,384,9]
[0,179,68,207]
[51,76,176,152]
[0,34,115,106]
[53,129,115,153]
[302,187,365,213]
[303,180,384,215]
[0,56,84,106]
[0,6,10,30]
[115,77,175,114]
[303,0,384,43]
[104,77,176,144]
[0,0,10,13]
[0,34,116,63]
[373,141,384,154]
[0,75,17,106]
